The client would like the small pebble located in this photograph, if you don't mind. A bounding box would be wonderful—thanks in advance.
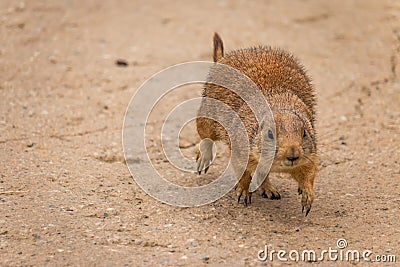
[17,2,25,11]
[33,233,41,239]
[27,142,35,147]
[115,59,128,67]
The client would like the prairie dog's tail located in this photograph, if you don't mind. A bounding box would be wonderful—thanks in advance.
[213,33,224,62]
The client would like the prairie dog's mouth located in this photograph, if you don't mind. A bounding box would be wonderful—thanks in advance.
[283,158,299,167]
[269,148,314,171]
[272,157,306,170]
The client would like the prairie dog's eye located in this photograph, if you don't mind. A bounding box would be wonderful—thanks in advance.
[268,129,274,139]
[303,129,307,138]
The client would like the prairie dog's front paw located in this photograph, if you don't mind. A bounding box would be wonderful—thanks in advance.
[196,138,214,174]
[235,172,252,206]
[300,188,314,216]
[235,183,251,206]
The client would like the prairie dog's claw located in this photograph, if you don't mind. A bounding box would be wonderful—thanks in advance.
[298,187,302,195]
[261,188,281,200]
[236,188,251,206]
[260,178,281,200]
[204,166,209,174]
[305,207,311,216]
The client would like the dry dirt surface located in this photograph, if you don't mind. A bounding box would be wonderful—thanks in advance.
[1,1,400,266]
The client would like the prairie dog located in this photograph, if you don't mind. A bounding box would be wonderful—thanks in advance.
[196,33,317,215]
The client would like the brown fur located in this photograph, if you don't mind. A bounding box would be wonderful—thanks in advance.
[196,33,318,215]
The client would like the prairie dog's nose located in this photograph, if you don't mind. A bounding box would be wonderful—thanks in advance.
[286,146,300,162]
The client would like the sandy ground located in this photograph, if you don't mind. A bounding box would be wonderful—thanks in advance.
[1,0,400,266]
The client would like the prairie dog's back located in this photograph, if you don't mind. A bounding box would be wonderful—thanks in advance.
[204,47,315,119]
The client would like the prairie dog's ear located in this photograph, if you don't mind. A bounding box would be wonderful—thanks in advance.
[213,33,224,62]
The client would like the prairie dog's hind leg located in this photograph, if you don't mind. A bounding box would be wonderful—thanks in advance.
[196,117,219,175]
[196,138,215,174]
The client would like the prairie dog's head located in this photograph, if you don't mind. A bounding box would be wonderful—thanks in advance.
[270,109,316,169]
[254,94,316,170]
